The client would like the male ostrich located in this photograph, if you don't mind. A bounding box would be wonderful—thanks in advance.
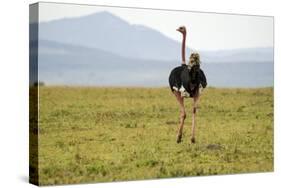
[169,26,207,144]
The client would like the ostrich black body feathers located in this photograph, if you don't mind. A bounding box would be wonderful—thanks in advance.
[169,64,207,97]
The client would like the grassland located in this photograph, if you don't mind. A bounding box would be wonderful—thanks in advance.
[36,87,273,185]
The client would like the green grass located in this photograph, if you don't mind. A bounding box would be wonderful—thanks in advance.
[37,87,273,185]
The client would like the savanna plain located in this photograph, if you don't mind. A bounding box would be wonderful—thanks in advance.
[32,86,273,185]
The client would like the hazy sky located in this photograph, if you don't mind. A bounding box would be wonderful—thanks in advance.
[37,2,274,51]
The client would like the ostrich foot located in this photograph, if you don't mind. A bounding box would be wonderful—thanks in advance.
[176,134,182,143]
[191,137,195,144]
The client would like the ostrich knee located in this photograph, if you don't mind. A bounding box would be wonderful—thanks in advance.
[193,107,197,114]
[180,111,186,120]
[179,111,186,125]
[177,111,186,143]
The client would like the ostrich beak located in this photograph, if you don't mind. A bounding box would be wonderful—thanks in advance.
[176,28,180,31]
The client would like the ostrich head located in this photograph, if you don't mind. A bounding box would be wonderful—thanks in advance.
[176,26,186,34]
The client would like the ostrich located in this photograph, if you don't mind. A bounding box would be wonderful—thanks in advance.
[169,26,207,144]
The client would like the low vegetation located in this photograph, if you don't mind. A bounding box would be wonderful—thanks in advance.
[37,87,273,185]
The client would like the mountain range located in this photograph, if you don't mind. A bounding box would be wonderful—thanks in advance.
[37,11,273,63]
[29,11,274,87]
[38,11,188,61]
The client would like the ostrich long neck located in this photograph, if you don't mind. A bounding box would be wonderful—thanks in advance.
[181,33,186,64]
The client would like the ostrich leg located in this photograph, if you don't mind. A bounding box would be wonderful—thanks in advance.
[191,93,200,143]
[174,92,186,143]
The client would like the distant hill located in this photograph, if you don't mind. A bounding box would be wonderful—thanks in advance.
[38,11,189,61]
[35,40,175,86]
[200,47,274,63]
[31,40,273,87]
